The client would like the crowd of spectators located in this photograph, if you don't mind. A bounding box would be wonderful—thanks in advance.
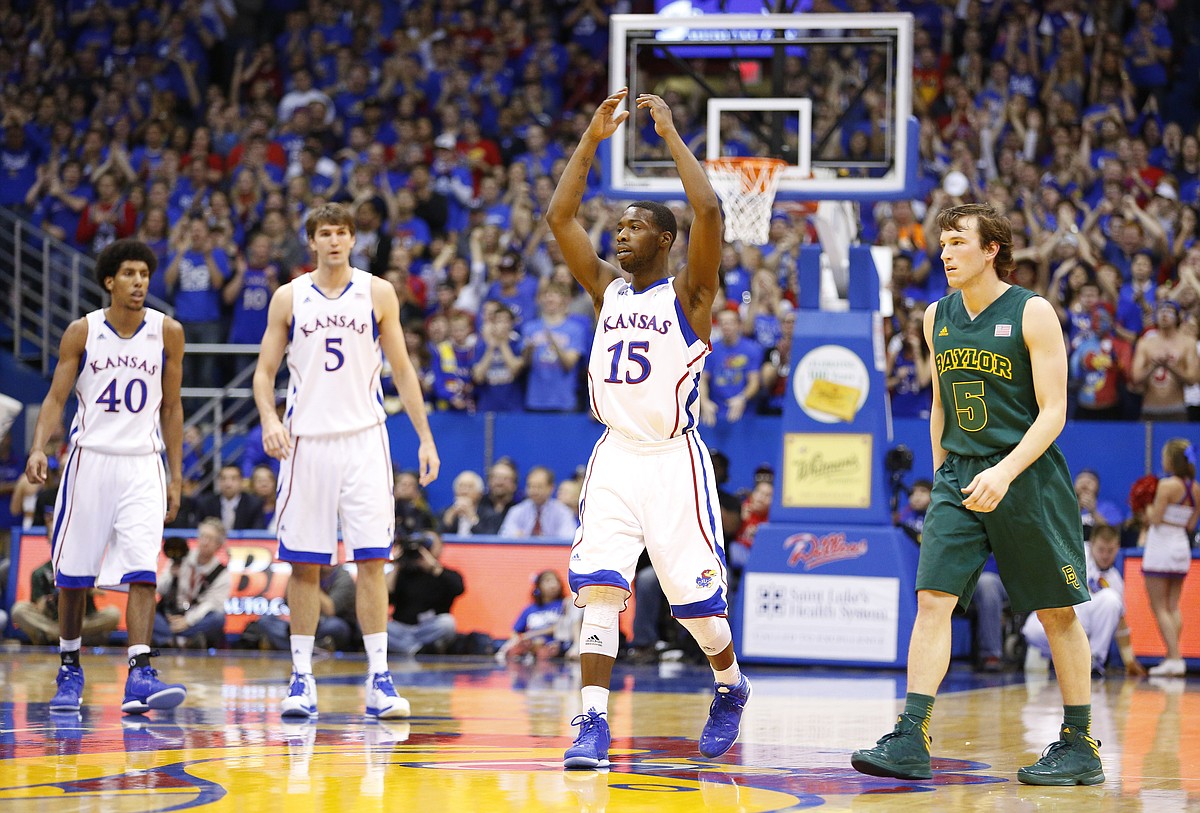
[2,1,1199,424]
[878,0,1200,423]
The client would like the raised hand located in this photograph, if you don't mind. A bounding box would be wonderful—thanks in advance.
[636,93,678,140]
[585,88,630,143]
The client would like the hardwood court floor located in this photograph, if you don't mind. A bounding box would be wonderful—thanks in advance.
[0,650,1194,812]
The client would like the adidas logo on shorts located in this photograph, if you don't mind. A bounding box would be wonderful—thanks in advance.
[584,635,603,648]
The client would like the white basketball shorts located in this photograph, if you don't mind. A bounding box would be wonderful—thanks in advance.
[50,448,166,590]
[275,423,396,564]
[569,429,728,618]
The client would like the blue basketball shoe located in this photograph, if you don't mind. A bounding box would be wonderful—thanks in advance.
[50,665,84,713]
[365,671,410,719]
[564,709,611,769]
[699,674,752,758]
[122,665,187,714]
[281,672,318,718]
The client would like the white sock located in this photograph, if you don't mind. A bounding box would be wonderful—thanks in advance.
[713,661,741,686]
[581,685,610,715]
[127,643,150,659]
[60,637,82,653]
[363,632,388,675]
[291,635,315,675]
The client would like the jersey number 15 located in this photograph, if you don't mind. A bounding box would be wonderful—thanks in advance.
[604,340,651,384]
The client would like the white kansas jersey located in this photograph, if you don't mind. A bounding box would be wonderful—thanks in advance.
[587,277,709,441]
[286,268,386,437]
[70,308,166,455]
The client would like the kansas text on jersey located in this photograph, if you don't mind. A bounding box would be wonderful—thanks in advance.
[587,277,708,441]
[286,268,387,437]
[69,309,166,455]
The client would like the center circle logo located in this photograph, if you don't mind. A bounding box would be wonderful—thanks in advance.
[792,345,870,424]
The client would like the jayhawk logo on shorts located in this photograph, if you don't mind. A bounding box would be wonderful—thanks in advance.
[696,569,716,589]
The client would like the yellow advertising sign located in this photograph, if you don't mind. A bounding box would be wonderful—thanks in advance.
[803,378,863,422]
[781,433,873,508]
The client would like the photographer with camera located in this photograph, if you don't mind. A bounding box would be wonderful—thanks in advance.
[385,530,464,655]
[886,445,916,522]
[11,560,120,646]
[152,519,230,649]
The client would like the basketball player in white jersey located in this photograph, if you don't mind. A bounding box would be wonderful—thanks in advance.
[25,238,188,715]
[253,203,439,719]
[547,89,750,768]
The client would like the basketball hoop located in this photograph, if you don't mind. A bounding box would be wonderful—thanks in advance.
[705,157,787,245]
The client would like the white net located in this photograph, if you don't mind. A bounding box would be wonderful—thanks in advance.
[704,158,787,245]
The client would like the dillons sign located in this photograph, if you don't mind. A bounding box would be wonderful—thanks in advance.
[784,532,869,571]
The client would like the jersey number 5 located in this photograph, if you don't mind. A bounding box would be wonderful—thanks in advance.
[951,380,987,432]
[604,340,651,384]
[325,337,345,371]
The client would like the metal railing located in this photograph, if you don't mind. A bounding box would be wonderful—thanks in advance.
[0,207,176,374]
[1,207,102,374]
[180,344,276,484]
[0,206,271,491]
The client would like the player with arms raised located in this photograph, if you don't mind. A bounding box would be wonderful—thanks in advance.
[254,202,439,720]
[547,89,750,769]
[27,238,187,715]
[852,203,1104,785]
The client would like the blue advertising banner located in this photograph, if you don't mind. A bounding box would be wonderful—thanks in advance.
[775,310,893,526]
[732,523,918,668]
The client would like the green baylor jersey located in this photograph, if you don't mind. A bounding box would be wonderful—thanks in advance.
[932,285,1042,457]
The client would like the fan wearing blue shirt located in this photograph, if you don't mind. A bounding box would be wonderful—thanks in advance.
[431,311,478,412]
[1116,250,1158,337]
[225,232,280,345]
[392,188,433,260]
[497,570,569,663]
[720,245,752,308]
[0,120,40,210]
[702,309,763,424]
[485,252,540,329]
[34,159,91,250]
[521,283,587,412]
[164,216,230,390]
[472,305,526,413]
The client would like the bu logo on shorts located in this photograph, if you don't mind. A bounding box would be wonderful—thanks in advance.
[1061,565,1080,589]
[696,569,716,589]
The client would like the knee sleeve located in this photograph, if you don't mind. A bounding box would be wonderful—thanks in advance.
[677,615,733,657]
[578,586,625,659]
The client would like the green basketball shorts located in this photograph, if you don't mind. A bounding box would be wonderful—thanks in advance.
[917,445,1090,614]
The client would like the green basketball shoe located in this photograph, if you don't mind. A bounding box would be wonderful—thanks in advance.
[1017,725,1104,786]
[850,713,932,780]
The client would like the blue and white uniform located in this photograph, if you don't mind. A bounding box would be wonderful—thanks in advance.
[570,277,728,618]
[51,309,168,590]
[275,268,395,564]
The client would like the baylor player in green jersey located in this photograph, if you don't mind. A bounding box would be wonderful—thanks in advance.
[852,204,1103,786]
